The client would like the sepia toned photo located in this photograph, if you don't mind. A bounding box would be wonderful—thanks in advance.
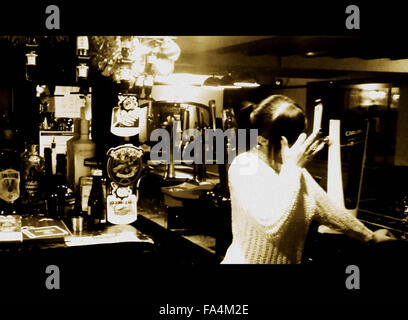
[1,3,408,302]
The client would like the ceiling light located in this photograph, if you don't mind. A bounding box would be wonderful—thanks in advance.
[221,85,242,89]
[305,50,329,57]
[356,83,389,91]
[155,73,212,86]
[233,82,260,88]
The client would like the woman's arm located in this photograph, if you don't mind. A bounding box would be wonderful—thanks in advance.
[302,170,373,241]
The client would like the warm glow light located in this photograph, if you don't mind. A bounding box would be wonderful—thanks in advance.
[155,73,212,86]
[218,85,242,89]
[233,82,260,88]
[367,90,387,100]
[356,83,388,91]
[154,74,248,89]
[200,86,226,91]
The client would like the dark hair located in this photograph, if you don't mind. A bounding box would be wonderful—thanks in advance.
[250,94,307,160]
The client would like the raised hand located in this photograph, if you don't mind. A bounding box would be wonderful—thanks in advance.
[281,131,326,168]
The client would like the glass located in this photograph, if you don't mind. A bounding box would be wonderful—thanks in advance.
[71,216,84,233]
[26,52,37,66]
[76,64,89,80]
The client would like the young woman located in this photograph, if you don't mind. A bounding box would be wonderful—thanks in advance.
[222,95,394,264]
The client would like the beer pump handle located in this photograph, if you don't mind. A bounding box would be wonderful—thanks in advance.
[327,119,345,208]
[209,100,217,131]
[313,100,323,134]
[182,107,190,131]
[318,119,345,234]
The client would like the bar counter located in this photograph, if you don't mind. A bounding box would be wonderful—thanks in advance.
[0,216,154,250]
[137,208,216,255]
[3,172,408,267]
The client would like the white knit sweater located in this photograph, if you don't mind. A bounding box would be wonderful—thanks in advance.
[221,151,373,264]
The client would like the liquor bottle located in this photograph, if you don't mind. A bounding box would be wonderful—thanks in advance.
[0,150,21,214]
[70,108,96,191]
[79,174,93,214]
[87,168,106,230]
[66,118,81,189]
[0,114,21,214]
[42,148,53,191]
[46,154,75,220]
[20,144,45,213]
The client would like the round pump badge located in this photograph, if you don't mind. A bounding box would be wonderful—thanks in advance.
[106,144,143,187]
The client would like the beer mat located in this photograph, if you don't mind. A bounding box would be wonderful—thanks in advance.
[22,226,70,239]
[21,217,72,242]
[65,232,143,246]
[0,215,23,242]
[65,225,153,247]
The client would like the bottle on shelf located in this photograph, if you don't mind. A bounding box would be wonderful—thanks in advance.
[68,108,96,192]
[41,147,53,198]
[0,114,22,215]
[46,154,75,220]
[86,168,106,230]
[20,144,45,214]
[79,174,93,215]
[66,118,81,189]
[79,158,106,217]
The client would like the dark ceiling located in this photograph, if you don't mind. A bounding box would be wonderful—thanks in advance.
[213,36,408,60]
[1,35,407,85]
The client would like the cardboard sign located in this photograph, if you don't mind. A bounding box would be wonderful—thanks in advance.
[53,86,90,118]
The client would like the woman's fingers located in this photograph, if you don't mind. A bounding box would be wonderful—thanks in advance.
[281,132,326,167]
[385,230,397,240]
[310,141,326,156]
[304,131,320,150]
[291,132,320,152]
[281,136,289,151]
[291,133,307,150]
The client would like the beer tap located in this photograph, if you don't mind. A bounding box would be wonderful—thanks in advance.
[209,100,217,131]
[179,105,190,159]
[162,115,176,180]
[194,110,207,183]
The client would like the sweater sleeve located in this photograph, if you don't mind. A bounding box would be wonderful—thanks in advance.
[302,170,373,242]
[228,154,303,238]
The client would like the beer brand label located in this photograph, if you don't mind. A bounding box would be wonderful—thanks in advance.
[25,180,39,197]
[0,169,20,203]
[107,194,137,225]
[106,144,143,187]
